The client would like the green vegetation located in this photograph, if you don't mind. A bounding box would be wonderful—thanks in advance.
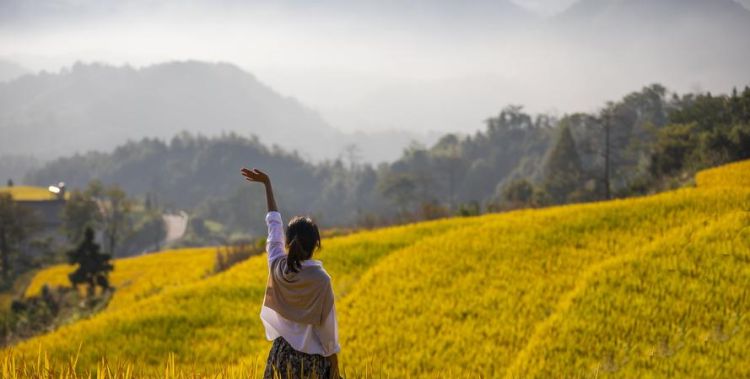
[0,193,39,285]
[22,85,750,243]
[2,159,748,377]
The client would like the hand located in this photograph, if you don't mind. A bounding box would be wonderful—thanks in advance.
[329,354,341,379]
[242,168,277,211]
[241,168,271,185]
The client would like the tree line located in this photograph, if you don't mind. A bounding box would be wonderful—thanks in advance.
[19,84,750,245]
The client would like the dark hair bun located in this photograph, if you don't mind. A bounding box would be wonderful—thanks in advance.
[285,216,321,273]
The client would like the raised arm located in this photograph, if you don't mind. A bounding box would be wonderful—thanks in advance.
[241,168,277,212]
[241,168,283,262]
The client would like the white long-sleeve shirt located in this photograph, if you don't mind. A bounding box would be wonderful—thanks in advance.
[259,211,341,357]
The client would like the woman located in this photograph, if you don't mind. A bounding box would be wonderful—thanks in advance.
[241,167,341,379]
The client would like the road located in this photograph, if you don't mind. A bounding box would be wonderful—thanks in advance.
[163,211,189,244]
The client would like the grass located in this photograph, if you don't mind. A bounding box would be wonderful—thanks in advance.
[24,247,217,312]
[4,160,750,377]
[0,186,67,201]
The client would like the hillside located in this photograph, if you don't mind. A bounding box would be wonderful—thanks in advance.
[5,160,750,377]
[547,0,750,106]
[0,60,29,83]
[24,247,216,312]
[0,61,340,161]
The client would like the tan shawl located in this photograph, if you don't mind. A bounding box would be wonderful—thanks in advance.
[264,256,334,325]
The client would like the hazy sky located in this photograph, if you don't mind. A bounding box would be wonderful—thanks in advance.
[1,0,749,134]
[512,0,578,15]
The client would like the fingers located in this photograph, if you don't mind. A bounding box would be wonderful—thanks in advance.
[240,168,257,180]
[241,167,267,182]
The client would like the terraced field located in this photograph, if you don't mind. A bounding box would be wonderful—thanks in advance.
[5,160,749,378]
[0,185,65,201]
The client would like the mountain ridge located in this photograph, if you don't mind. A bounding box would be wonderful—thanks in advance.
[0,60,440,165]
[555,0,750,26]
[0,60,340,159]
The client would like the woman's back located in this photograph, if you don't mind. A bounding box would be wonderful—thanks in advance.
[241,167,340,379]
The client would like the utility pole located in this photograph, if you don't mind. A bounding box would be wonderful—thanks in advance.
[603,111,612,200]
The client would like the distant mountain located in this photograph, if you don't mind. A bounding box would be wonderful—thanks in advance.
[310,0,535,29]
[0,59,30,82]
[0,0,535,30]
[547,0,750,95]
[0,61,344,160]
[555,0,750,35]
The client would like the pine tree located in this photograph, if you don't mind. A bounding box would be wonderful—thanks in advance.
[543,125,584,204]
[67,227,114,298]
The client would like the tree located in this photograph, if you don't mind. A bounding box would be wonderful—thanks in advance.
[0,194,38,282]
[63,181,133,256]
[580,107,636,200]
[379,173,417,215]
[502,179,534,205]
[62,189,100,244]
[650,87,750,179]
[99,185,133,256]
[542,125,584,204]
[341,143,362,169]
[431,134,464,210]
[67,227,113,297]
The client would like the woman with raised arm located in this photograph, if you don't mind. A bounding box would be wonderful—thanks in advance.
[241,167,341,379]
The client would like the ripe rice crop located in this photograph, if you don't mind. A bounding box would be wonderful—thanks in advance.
[25,247,217,312]
[5,159,749,377]
[695,159,750,188]
[0,186,64,201]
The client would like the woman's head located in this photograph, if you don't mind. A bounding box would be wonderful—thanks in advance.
[285,216,321,273]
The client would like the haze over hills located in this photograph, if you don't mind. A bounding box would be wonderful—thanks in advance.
[289,0,750,134]
[0,0,749,165]
[529,0,750,103]
[554,0,750,49]
[557,0,750,23]
[0,61,438,165]
[0,60,28,82]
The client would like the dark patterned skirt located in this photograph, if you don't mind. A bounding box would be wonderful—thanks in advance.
[263,337,333,379]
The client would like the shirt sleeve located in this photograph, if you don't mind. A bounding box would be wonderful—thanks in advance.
[265,211,285,263]
[314,304,341,357]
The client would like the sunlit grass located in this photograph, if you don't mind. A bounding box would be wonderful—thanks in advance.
[695,159,750,188]
[25,247,217,312]
[0,186,67,201]
[6,159,750,377]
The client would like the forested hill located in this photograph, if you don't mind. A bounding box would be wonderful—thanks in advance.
[24,84,750,240]
[0,61,340,160]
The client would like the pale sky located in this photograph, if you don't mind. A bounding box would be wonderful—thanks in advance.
[512,0,579,15]
[513,0,750,15]
[1,0,749,134]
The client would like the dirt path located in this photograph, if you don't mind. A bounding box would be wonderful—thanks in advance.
[162,211,189,244]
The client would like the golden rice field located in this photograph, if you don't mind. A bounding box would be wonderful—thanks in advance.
[0,186,68,201]
[24,247,217,312]
[3,160,749,378]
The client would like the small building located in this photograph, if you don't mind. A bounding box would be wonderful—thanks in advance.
[1,183,68,253]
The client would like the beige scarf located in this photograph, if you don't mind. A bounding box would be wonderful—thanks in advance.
[264,256,334,325]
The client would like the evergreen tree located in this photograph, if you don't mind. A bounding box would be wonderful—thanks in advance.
[67,227,113,298]
[501,179,534,206]
[542,125,584,204]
